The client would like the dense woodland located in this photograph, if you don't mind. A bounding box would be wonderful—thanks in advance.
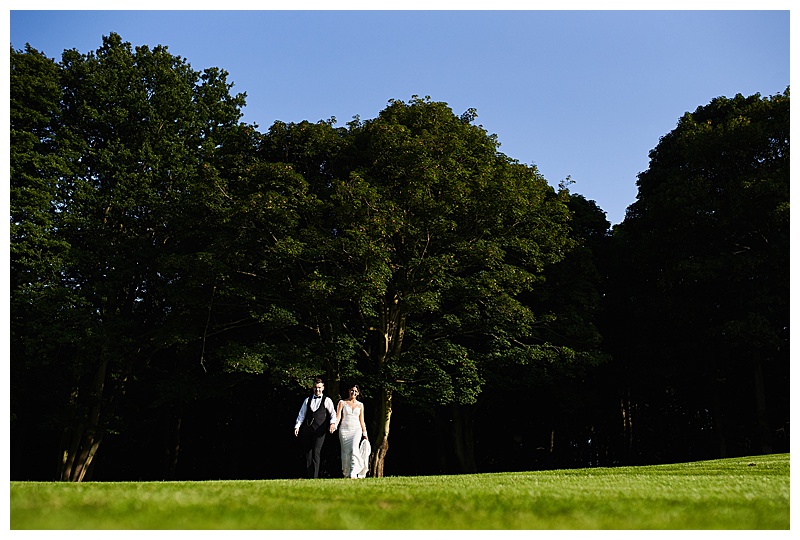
[10,35,790,481]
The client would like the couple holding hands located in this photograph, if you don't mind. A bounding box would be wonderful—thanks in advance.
[293,378,370,479]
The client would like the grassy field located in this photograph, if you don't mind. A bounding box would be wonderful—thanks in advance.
[10,453,789,529]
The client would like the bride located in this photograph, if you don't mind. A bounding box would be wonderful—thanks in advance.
[335,384,369,478]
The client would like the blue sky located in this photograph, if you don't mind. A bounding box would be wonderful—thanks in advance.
[8,5,791,225]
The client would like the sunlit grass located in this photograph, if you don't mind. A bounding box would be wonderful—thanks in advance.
[10,453,789,529]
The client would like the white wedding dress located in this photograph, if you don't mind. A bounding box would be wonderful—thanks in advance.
[338,401,368,478]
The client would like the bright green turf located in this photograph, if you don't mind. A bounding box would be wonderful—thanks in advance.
[10,453,789,529]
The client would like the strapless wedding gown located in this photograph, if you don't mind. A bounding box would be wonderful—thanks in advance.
[338,402,367,478]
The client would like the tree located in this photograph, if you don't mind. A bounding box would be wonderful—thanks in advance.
[10,34,252,480]
[606,90,789,460]
[288,98,575,475]
[216,98,576,476]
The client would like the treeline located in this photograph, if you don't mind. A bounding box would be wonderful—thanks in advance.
[10,35,790,481]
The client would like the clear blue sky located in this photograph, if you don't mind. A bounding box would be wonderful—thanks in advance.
[8,6,790,225]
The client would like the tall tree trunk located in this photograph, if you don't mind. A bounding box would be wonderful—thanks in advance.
[620,385,634,463]
[451,404,477,473]
[365,293,405,477]
[164,406,183,480]
[59,429,102,482]
[711,376,728,458]
[368,387,392,477]
[58,356,109,481]
[752,353,772,454]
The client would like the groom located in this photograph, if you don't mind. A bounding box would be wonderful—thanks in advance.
[294,378,337,478]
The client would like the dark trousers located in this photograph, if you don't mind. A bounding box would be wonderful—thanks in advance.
[302,425,327,478]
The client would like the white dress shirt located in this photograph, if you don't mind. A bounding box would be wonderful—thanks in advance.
[294,394,336,430]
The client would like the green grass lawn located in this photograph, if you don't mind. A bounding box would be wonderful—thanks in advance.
[10,453,789,529]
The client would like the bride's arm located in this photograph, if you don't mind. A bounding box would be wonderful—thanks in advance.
[335,400,343,427]
[359,403,367,438]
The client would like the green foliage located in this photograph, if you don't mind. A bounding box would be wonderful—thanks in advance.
[605,89,789,457]
[615,89,789,364]
[11,39,614,475]
[337,97,575,400]
[10,34,254,479]
[10,454,789,529]
[10,45,73,351]
[220,96,585,420]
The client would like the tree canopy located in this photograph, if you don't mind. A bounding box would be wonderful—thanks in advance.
[11,35,251,480]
